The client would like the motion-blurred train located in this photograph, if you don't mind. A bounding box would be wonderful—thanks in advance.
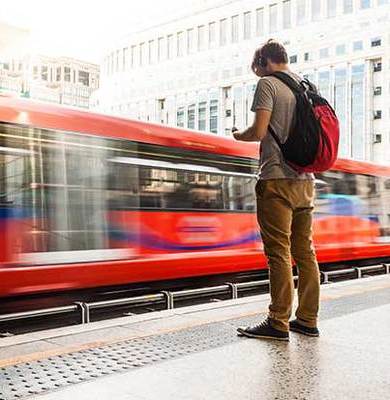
[1,95,389,297]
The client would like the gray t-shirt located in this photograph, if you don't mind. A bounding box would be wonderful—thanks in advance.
[250,70,314,181]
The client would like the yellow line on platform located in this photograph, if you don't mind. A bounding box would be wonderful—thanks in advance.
[0,276,389,368]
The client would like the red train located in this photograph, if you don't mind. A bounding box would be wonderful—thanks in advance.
[0,95,389,297]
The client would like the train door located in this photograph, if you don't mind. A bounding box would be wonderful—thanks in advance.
[14,128,139,265]
[0,145,30,264]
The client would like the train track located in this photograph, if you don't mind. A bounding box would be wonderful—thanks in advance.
[0,260,389,336]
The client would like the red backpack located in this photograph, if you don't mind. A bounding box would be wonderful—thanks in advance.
[268,72,339,173]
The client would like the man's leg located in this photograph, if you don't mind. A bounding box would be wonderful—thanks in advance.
[291,206,320,328]
[257,181,294,332]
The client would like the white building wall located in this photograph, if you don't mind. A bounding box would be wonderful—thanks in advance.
[0,53,99,109]
[95,0,390,163]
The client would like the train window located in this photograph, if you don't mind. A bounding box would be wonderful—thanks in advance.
[109,161,256,212]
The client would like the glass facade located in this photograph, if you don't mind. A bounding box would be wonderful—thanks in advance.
[297,0,307,25]
[177,32,185,57]
[256,8,264,36]
[208,22,216,46]
[318,71,331,101]
[351,64,365,160]
[177,106,185,127]
[243,12,251,39]
[187,104,195,129]
[269,4,278,33]
[233,87,243,129]
[283,0,291,29]
[220,19,227,46]
[327,0,337,17]
[311,0,321,21]
[198,102,206,131]
[334,68,348,157]
[209,99,218,134]
[343,0,353,13]
[187,29,195,53]
[231,15,239,43]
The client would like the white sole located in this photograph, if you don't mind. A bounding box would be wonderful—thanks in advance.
[237,328,289,342]
[289,327,320,337]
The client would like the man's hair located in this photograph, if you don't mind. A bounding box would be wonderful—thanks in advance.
[251,39,289,73]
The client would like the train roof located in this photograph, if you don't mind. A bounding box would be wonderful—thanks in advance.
[0,95,389,177]
[0,95,259,159]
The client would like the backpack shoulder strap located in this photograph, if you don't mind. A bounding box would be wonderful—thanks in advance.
[269,71,304,94]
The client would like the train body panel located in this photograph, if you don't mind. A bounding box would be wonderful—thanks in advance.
[1,97,389,297]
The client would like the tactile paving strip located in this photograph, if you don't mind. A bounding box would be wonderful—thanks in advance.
[0,322,240,400]
[1,286,389,400]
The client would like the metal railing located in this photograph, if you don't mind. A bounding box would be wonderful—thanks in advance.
[0,263,388,327]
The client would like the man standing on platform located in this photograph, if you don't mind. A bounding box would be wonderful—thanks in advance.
[234,39,320,341]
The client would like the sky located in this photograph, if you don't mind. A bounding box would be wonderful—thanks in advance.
[0,0,208,63]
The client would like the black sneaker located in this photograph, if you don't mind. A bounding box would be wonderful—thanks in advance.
[237,318,289,341]
[289,319,319,337]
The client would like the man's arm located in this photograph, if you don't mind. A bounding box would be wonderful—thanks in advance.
[233,109,272,142]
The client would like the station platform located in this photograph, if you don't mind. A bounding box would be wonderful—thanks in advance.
[1,274,390,400]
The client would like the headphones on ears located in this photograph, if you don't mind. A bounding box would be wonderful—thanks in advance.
[258,55,268,68]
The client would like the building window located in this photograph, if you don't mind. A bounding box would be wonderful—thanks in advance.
[336,44,346,55]
[351,64,365,160]
[167,35,174,59]
[177,106,185,127]
[374,86,382,95]
[373,110,382,119]
[311,0,321,21]
[187,28,195,53]
[78,71,89,86]
[334,68,348,157]
[139,43,145,66]
[209,99,218,134]
[304,52,310,61]
[327,0,337,17]
[131,45,137,67]
[343,0,353,13]
[353,40,363,51]
[56,67,61,81]
[198,101,206,131]
[208,22,216,46]
[269,4,278,33]
[297,0,307,25]
[148,41,154,64]
[177,31,185,57]
[231,15,239,43]
[360,0,370,8]
[33,65,38,79]
[41,65,48,81]
[319,70,331,101]
[157,37,164,61]
[256,8,264,36]
[187,104,195,129]
[283,1,291,29]
[220,19,227,46]
[373,61,382,72]
[123,47,128,70]
[371,37,381,47]
[64,66,71,82]
[198,25,206,50]
[243,11,251,39]
[319,48,329,58]
[290,55,298,63]
[378,0,388,4]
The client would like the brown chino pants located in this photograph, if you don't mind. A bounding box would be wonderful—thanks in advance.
[256,179,320,332]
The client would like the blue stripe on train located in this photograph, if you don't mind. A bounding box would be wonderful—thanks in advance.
[108,225,261,251]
